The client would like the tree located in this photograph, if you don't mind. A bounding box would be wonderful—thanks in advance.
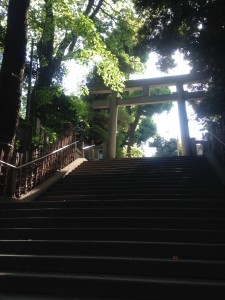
[133,0,225,133]
[133,0,225,74]
[29,0,143,112]
[24,0,147,149]
[88,86,173,158]
[0,0,8,52]
[0,0,30,159]
[121,87,172,156]
[150,135,181,157]
[135,117,157,146]
[122,144,144,158]
[40,94,90,137]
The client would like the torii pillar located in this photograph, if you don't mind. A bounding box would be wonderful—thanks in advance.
[108,92,118,159]
[176,83,192,156]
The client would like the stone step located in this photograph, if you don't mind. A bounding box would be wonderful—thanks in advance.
[0,156,224,298]
[1,240,225,260]
[2,198,225,209]
[49,184,223,191]
[0,216,224,230]
[0,228,224,243]
[54,178,221,186]
[34,198,225,208]
[70,170,217,177]
[0,254,224,280]
[38,193,225,200]
[44,189,224,197]
[0,271,224,299]
[0,293,98,300]
[0,207,225,218]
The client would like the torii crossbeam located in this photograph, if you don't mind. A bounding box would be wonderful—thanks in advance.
[90,72,210,158]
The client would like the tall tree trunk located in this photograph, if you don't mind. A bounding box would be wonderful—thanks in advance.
[0,0,30,160]
[127,114,140,157]
[37,0,55,87]
[29,0,55,129]
[29,0,104,133]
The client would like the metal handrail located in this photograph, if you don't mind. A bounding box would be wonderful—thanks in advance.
[203,131,225,167]
[0,141,13,148]
[0,140,82,198]
[0,160,17,169]
[0,141,79,170]
[0,140,97,198]
[207,131,225,147]
[83,145,95,150]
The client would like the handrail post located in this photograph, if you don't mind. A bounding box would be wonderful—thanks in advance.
[0,149,3,174]
[10,167,17,198]
[82,142,85,158]
[74,136,77,161]
[60,148,63,169]
[91,140,94,160]
[3,166,9,196]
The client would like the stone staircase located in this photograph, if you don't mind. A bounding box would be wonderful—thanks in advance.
[0,156,225,299]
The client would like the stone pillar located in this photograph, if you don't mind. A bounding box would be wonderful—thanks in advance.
[176,83,191,156]
[108,92,118,159]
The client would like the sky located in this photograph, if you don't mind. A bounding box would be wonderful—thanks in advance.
[132,51,205,155]
[63,51,205,156]
[131,51,204,139]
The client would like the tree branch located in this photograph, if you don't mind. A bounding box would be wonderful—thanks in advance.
[85,0,94,16]
[90,0,104,19]
[52,32,74,75]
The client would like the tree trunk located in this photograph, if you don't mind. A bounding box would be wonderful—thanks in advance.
[127,114,140,157]
[0,0,30,160]
[37,0,55,87]
[29,0,104,133]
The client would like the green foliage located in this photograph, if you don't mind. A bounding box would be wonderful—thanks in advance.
[116,130,127,158]
[192,83,225,126]
[104,6,146,76]
[122,144,144,158]
[150,135,181,157]
[41,93,109,146]
[20,0,153,152]
[36,85,63,106]
[119,86,172,155]
[31,129,57,148]
[135,117,157,146]
[96,54,125,92]
[28,1,144,93]
[42,93,90,136]
[117,106,134,131]
[121,87,172,117]
[0,0,8,51]
[133,0,225,130]
[88,111,109,145]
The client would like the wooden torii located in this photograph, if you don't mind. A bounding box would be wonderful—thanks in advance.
[90,72,209,159]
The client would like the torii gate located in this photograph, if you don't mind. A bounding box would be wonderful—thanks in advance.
[90,72,209,159]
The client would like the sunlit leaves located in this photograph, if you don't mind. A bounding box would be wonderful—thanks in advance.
[28,0,132,92]
[36,85,62,106]
[149,135,180,157]
[122,144,143,157]
[133,0,225,131]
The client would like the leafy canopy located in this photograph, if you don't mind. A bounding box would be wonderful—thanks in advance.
[28,0,147,92]
[133,0,225,130]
